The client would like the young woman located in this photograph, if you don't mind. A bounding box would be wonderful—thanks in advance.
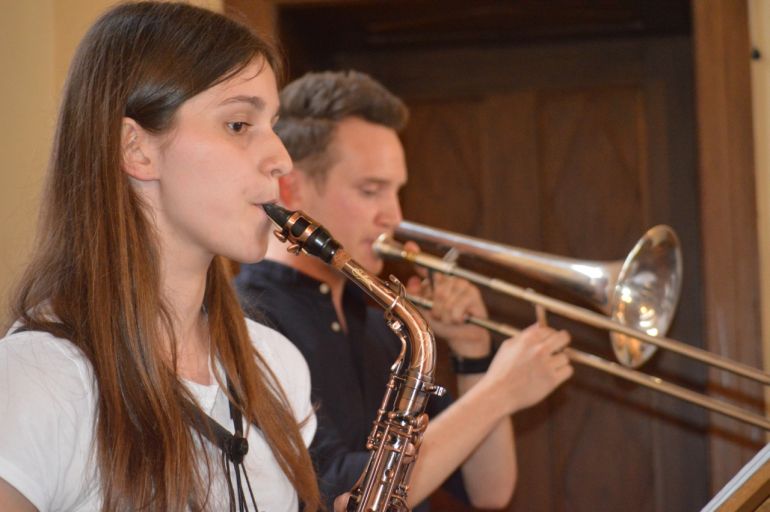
[0,2,321,511]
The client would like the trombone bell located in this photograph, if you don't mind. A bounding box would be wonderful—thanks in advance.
[612,226,682,367]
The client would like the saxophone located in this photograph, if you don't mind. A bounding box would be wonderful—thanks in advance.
[263,204,445,512]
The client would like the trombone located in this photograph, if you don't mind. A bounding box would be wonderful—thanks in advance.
[372,222,770,431]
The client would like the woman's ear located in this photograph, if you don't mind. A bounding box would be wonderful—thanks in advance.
[120,117,158,181]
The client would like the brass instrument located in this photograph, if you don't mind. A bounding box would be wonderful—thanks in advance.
[263,204,445,511]
[394,222,683,369]
[373,223,770,431]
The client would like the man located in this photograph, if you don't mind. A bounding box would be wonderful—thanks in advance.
[235,71,573,510]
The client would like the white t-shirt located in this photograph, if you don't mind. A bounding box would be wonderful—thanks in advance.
[0,318,316,512]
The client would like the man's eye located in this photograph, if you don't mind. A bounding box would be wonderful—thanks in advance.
[227,121,250,133]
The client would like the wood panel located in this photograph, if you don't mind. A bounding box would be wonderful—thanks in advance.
[693,0,766,494]
[275,0,690,55]
[379,38,708,511]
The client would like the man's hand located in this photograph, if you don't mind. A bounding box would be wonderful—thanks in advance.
[484,323,573,413]
[404,242,491,358]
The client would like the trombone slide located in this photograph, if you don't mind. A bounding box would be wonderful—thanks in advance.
[406,293,770,431]
[376,235,770,386]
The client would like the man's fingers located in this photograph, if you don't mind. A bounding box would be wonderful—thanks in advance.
[550,351,571,370]
[555,363,574,383]
[406,275,423,295]
[544,330,571,353]
[403,240,421,253]
[432,277,485,323]
[403,241,430,279]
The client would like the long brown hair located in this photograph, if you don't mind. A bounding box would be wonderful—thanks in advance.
[10,2,320,510]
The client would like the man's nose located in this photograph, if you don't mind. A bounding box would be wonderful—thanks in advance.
[379,194,403,228]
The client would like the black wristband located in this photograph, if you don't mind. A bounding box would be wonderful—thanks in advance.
[450,351,495,374]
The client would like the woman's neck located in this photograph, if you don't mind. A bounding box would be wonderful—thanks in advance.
[160,246,212,384]
[174,312,211,385]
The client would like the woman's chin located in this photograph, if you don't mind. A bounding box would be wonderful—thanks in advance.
[228,245,267,265]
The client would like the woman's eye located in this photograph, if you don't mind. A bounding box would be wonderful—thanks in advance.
[359,187,379,197]
[227,121,250,133]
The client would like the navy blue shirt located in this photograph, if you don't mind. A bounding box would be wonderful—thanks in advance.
[235,260,468,510]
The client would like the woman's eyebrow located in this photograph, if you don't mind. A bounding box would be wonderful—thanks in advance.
[218,95,266,111]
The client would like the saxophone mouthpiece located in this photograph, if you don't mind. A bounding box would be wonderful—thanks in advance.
[261,202,291,226]
[261,203,342,264]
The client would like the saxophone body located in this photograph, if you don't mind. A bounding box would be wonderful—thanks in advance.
[263,204,445,512]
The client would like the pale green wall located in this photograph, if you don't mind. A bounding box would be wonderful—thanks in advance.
[0,0,222,325]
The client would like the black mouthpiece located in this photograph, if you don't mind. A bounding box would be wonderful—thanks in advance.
[262,202,291,226]
[262,203,342,263]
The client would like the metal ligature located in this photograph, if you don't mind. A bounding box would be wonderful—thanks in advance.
[262,203,445,512]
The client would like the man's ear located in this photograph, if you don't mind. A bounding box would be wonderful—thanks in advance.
[120,117,158,181]
[278,171,303,209]
[279,166,322,209]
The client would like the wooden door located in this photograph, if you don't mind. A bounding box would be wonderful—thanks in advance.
[331,38,707,512]
[225,0,766,509]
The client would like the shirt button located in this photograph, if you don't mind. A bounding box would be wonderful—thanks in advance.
[319,283,330,294]
[330,321,341,332]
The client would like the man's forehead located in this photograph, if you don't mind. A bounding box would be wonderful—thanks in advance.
[330,165,407,186]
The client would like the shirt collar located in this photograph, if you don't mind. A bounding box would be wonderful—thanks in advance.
[238,259,369,303]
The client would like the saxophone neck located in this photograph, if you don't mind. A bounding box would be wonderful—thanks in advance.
[332,250,437,379]
[262,203,439,380]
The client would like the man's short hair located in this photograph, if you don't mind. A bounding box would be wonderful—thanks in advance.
[275,70,409,185]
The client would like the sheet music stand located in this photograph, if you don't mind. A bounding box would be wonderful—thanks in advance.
[701,444,770,511]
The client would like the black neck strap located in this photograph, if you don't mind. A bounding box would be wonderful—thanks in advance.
[184,378,259,512]
[185,381,248,464]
